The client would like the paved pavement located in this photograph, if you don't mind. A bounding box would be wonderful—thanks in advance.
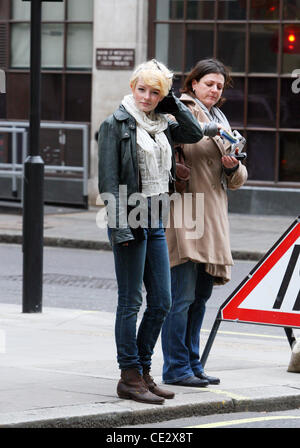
[0,203,299,428]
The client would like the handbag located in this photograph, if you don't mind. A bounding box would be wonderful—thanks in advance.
[174,144,190,193]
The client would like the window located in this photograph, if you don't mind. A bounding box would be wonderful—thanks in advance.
[218,0,246,20]
[186,24,214,72]
[42,23,64,69]
[67,24,93,70]
[218,24,245,73]
[247,78,277,127]
[222,77,245,127]
[187,0,214,19]
[156,0,184,20]
[149,0,300,186]
[2,0,93,122]
[279,132,300,182]
[246,131,276,181]
[10,23,30,68]
[249,24,278,73]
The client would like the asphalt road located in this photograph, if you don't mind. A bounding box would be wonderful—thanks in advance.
[121,408,300,429]
[1,243,299,431]
[0,243,288,340]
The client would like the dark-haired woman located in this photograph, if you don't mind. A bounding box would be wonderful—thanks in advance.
[161,58,248,388]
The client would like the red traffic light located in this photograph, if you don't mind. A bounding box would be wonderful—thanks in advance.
[272,27,300,54]
[288,33,296,43]
[284,29,299,53]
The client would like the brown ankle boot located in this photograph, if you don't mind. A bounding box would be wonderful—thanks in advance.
[117,368,165,405]
[143,369,175,399]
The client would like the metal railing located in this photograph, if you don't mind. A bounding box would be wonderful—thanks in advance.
[0,126,27,196]
[0,121,89,201]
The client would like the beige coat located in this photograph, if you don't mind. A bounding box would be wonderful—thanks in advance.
[166,94,248,285]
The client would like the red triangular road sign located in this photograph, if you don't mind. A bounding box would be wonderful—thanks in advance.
[221,217,300,328]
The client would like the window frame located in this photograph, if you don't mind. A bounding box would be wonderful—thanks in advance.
[1,0,93,122]
[148,0,300,188]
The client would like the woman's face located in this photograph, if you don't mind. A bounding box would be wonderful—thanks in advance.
[131,77,163,113]
[192,72,225,110]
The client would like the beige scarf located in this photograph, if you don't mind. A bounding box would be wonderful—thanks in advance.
[122,94,172,177]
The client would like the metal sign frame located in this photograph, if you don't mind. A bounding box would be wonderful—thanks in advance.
[201,216,300,368]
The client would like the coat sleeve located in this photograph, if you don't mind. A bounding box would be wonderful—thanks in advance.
[167,96,203,144]
[225,162,248,190]
[98,118,134,245]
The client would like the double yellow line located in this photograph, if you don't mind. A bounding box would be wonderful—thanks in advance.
[187,415,300,428]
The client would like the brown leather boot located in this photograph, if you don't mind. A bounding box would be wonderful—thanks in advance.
[117,368,165,404]
[143,368,175,399]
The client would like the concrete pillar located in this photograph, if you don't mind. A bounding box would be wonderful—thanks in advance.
[89,0,148,205]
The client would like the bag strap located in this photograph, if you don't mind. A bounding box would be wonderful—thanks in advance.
[174,144,185,163]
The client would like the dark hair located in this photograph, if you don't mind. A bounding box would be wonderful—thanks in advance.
[182,58,233,107]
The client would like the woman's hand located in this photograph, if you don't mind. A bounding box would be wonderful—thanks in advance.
[222,155,239,169]
[216,124,227,135]
[155,90,179,114]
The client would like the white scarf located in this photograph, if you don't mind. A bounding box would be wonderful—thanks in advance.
[121,94,172,177]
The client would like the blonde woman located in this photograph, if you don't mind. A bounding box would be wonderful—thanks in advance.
[98,60,203,405]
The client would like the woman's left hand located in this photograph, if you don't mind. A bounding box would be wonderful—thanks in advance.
[222,155,239,169]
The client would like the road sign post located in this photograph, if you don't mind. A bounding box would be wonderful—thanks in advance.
[201,216,300,367]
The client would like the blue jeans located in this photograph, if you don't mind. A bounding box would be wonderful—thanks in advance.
[161,261,214,384]
[108,199,171,373]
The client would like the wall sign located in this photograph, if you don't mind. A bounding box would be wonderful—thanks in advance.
[96,49,135,70]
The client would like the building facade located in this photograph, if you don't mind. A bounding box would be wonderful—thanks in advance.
[0,0,299,214]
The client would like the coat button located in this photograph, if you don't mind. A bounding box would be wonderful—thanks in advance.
[129,124,136,130]
[207,159,213,166]
[124,132,129,137]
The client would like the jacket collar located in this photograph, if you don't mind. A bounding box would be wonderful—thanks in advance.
[180,93,197,106]
[113,104,132,121]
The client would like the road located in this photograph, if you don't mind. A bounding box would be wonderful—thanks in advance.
[1,243,299,429]
[0,243,291,337]
[121,408,300,429]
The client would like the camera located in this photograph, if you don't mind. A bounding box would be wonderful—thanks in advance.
[220,129,247,160]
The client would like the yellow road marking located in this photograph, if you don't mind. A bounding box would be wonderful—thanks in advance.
[187,415,300,428]
[205,388,248,401]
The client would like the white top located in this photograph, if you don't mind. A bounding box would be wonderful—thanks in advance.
[137,142,170,197]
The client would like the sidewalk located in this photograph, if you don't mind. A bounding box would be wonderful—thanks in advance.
[0,205,299,428]
[0,203,297,260]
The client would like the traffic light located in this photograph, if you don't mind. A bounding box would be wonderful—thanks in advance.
[287,32,296,51]
[271,26,300,54]
[283,28,299,54]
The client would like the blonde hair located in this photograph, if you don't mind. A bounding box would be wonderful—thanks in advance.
[130,59,173,97]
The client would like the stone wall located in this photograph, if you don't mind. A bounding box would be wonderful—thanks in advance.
[89,0,148,205]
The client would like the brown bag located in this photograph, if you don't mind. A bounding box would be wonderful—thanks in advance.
[174,144,190,193]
